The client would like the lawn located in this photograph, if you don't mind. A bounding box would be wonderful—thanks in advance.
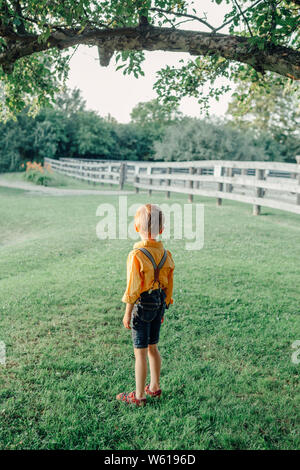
[0,179,299,450]
[0,171,133,191]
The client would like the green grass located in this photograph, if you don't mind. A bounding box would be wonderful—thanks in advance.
[1,171,128,190]
[0,178,299,450]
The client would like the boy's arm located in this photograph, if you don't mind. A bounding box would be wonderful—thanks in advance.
[123,303,134,329]
[164,266,174,308]
[122,250,143,304]
[164,251,175,308]
[122,251,143,328]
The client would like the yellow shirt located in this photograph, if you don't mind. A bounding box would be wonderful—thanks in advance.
[122,239,175,306]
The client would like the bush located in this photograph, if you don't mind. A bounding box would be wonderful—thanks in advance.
[154,117,290,162]
[23,161,53,186]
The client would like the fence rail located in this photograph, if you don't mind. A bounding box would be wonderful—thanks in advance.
[44,157,300,216]
[45,157,127,189]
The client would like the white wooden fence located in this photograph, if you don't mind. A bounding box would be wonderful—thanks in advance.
[45,157,127,189]
[44,157,300,216]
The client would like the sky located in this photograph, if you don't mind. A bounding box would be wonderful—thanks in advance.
[66,1,235,123]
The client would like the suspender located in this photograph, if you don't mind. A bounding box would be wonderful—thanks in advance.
[138,247,167,289]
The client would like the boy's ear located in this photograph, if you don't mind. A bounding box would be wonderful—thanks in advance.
[135,223,139,232]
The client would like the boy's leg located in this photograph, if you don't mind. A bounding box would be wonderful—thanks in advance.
[134,347,147,399]
[147,343,161,393]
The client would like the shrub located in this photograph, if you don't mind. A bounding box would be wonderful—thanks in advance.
[23,161,53,186]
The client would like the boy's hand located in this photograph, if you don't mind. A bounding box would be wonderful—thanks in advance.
[123,312,132,329]
[123,303,134,329]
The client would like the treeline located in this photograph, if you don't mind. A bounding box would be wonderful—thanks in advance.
[0,89,299,173]
[0,90,158,172]
[154,117,299,163]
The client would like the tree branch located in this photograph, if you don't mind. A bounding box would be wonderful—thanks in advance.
[0,0,15,37]
[12,0,27,35]
[215,0,264,32]
[0,25,299,79]
[233,0,253,37]
[150,7,216,31]
[285,0,300,6]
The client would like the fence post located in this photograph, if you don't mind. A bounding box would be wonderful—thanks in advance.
[160,168,164,186]
[92,164,96,186]
[96,163,100,185]
[166,167,172,199]
[87,164,90,184]
[296,156,300,205]
[196,168,199,189]
[226,167,233,192]
[214,164,223,206]
[253,168,265,215]
[196,167,202,189]
[135,166,140,194]
[124,162,127,186]
[119,162,126,190]
[147,166,152,196]
[188,167,195,203]
[108,164,113,188]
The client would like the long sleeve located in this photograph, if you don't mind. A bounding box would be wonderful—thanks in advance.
[121,251,143,304]
[163,250,174,307]
[164,265,174,307]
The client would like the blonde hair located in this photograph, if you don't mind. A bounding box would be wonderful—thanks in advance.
[135,204,164,238]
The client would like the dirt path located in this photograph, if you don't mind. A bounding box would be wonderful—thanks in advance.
[0,178,135,196]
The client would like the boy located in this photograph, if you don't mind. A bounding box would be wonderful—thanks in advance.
[117,204,175,406]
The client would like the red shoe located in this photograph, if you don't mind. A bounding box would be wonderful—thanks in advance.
[116,391,147,406]
[145,384,162,398]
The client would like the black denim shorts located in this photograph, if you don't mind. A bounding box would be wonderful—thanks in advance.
[131,290,166,349]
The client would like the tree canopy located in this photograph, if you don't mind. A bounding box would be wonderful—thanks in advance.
[0,88,298,172]
[0,0,299,119]
[0,89,164,170]
[130,98,182,126]
[227,78,300,135]
[154,115,298,162]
